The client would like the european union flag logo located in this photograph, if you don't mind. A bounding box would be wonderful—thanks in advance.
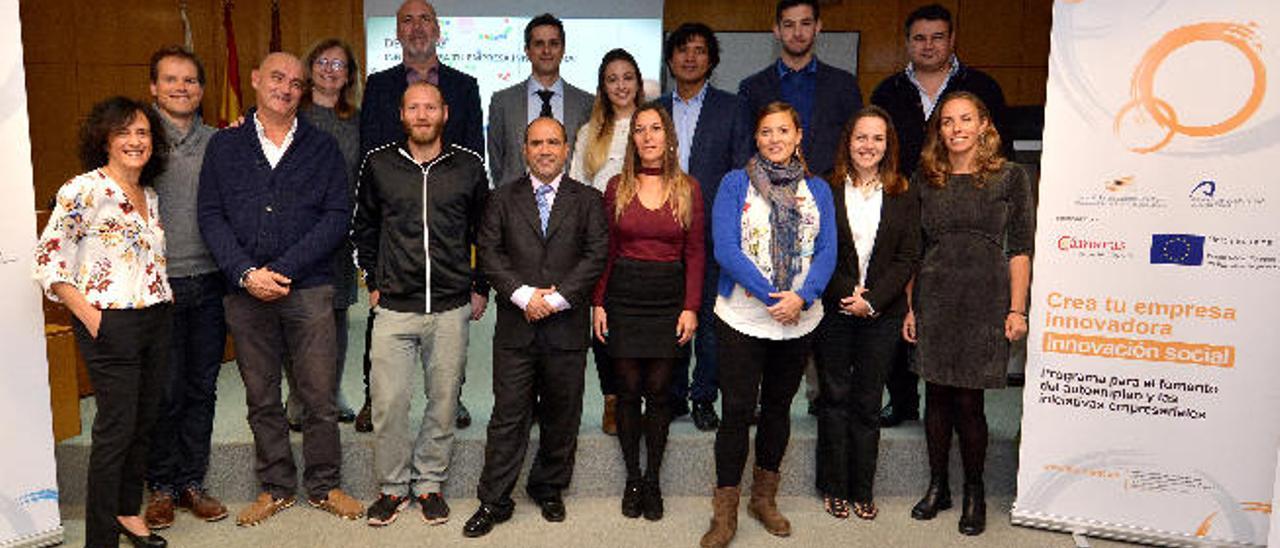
[1150,234,1205,266]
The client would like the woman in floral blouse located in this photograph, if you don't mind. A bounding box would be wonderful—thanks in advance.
[35,96,173,548]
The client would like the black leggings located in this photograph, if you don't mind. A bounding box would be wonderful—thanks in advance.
[614,357,675,481]
[924,382,988,485]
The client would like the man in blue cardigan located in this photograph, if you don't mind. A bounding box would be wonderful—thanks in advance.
[657,22,752,432]
[738,0,862,178]
[197,52,360,526]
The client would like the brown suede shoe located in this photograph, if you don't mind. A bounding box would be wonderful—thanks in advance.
[747,467,791,537]
[700,486,739,548]
[144,491,175,530]
[309,488,364,520]
[178,486,228,522]
[236,492,296,527]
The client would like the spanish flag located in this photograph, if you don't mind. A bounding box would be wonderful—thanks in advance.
[217,0,242,128]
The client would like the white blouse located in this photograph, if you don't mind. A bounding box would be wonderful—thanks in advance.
[569,117,630,192]
[714,179,825,340]
[844,177,883,288]
[34,169,172,309]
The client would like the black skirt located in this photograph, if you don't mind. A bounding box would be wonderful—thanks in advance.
[604,257,685,359]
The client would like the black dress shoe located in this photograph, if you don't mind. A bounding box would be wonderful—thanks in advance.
[534,497,566,522]
[641,479,663,521]
[621,479,643,518]
[119,525,167,547]
[462,504,511,538]
[456,401,472,429]
[691,400,719,431]
[878,404,920,428]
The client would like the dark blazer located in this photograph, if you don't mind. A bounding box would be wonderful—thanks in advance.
[821,178,921,319]
[478,175,609,350]
[360,62,485,158]
[738,59,862,176]
[658,85,752,236]
[869,63,1007,177]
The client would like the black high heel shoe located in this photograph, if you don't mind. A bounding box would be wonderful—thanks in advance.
[910,474,952,520]
[119,524,167,547]
[958,481,986,536]
[641,478,663,521]
[621,479,644,518]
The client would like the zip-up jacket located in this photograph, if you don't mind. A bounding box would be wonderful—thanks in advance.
[352,141,490,314]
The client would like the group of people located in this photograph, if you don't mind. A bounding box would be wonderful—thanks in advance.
[32,1,1034,547]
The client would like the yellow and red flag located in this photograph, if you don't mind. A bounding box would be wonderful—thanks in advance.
[217,0,242,128]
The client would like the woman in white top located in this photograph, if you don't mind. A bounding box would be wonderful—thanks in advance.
[35,96,173,547]
[569,48,643,191]
[701,101,836,547]
[569,47,644,435]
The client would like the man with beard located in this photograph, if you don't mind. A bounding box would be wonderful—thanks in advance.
[738,0,861,177]
[360,0,485,432]
[353,82,490,527]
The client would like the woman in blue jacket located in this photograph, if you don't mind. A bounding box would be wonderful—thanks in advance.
[700,101,836,548]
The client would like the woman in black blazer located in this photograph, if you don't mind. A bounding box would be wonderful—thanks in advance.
[814,106,920,520]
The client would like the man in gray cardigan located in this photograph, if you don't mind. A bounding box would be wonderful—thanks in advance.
[486,13,592,188]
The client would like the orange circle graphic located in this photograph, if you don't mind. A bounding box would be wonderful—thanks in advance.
[1116,22,1267,152]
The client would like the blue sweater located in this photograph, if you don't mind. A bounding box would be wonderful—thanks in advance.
[711,169,837,307]
[197,110,352,290]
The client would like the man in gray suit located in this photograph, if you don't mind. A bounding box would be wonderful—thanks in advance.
[486,13,593,188]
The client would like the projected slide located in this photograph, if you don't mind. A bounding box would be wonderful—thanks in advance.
[367,16,663,123]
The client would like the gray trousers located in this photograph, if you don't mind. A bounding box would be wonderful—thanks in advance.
[225,286,341,499]
[370,303,470,497]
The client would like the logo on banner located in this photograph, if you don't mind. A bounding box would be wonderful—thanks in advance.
[1150,234,1205,266]
[1189,180,1216,198]
[1114,22,1267,154]
[1188,180,1267,210]
[1057,236,1132,259]
[1075,176,1169,209]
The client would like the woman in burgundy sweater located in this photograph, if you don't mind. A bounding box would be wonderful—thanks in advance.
[592,103,705,521]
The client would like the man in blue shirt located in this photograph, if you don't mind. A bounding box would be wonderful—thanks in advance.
[658,22,751,432]
[738,0,862,178]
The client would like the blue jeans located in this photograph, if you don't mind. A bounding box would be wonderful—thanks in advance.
[146,273,226,494]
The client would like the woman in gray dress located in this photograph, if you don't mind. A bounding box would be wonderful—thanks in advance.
[903,91,1033,536]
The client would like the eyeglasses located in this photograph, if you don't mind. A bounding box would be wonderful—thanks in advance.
[314,58,348,71]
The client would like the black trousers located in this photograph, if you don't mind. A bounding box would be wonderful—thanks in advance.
[74,305,171,548]
[224,286,341,500]
[884,340,918,414]
[477,333,587,509]
[713,318,810,487]
[812,313,900,502]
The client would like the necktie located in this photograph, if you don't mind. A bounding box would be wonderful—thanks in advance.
[536,183,554,235]
[536,89,554,118]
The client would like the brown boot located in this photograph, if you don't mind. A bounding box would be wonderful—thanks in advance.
[747,467,791,537]
[700,486,739,548]
[602,394,618,436]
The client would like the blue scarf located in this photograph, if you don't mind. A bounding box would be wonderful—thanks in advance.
[747,154,805,291]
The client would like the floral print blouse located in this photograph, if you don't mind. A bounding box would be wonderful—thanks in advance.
[34,169,172,309]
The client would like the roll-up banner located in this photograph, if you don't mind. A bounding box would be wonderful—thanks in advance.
[0,3,63,547]
[1014,1,1279,546]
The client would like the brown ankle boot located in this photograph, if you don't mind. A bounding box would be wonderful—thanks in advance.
[747,467,791,536]
[602,395,618,435]
[700,486,739,548]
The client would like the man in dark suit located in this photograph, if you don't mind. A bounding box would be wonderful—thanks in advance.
[486,14,594,188]
[657,22,751,432]
[870,3,1007,428]
[738,0,862,177]
[463,117,609,538]
[359,0,485,432]
[362,0,483,159]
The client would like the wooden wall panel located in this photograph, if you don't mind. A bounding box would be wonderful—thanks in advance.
[665,0,1052,106]
[21,0,365,209]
